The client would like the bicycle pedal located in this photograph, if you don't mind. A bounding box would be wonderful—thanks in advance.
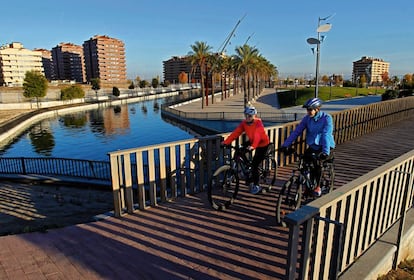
[261,186,271,193]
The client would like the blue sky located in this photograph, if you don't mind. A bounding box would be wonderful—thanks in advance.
[1,0,413,81]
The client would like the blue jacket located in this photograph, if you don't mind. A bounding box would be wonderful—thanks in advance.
[282,111,335,155]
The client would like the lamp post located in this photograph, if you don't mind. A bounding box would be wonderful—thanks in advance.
[306,15,334,98]
[329,74,333,100]
[294,79,298,104]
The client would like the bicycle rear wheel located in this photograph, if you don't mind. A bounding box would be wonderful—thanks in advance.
[208,165,239,210]
[258,157,277,193]
[276,175,302,226]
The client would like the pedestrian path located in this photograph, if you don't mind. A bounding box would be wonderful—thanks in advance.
[172,87,382,116]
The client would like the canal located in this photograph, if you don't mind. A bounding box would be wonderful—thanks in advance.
[0,96,206,161]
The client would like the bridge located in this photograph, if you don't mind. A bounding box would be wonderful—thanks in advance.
[0,91,413,279]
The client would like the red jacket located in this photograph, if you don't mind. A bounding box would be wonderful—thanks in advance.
[223,118,270,149]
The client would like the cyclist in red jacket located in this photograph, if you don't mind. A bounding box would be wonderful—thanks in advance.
[222,106,270,194]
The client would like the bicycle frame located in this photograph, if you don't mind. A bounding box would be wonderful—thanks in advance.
[208,143,277,210]
[276,150,335,226]
[224,145,253,184]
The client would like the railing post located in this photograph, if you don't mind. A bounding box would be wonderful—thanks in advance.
[315,216,345,280]
[284,205,319,280]
[21,157,26,174]
[391,170,413,269]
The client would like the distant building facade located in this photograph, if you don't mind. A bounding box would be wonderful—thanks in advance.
[34,48,55,81]
[163,56,201,84]
[83,35,127,86]
[0,42,44,86]
[352,56,390,85]
[51,43,86,83]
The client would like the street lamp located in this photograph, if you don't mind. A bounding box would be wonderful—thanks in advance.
[306,15,334,98]
[294,79,298,104]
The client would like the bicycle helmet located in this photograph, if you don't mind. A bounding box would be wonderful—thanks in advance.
[303,97,323,109]
[244,106,257,115]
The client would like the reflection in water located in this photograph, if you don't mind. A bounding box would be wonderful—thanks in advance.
[114,106,121,114]
[29,123,55,156]
[153,101,159,112]
[0,91,202,161]
[60,114,87,128]
[89,109,105,135]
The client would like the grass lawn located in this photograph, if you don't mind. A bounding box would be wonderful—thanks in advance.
[277,86,386,108]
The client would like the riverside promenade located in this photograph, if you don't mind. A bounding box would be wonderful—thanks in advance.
[0,90,413,279]
[169,87,383,116]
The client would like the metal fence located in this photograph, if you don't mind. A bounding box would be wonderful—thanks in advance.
[0,157,111,183]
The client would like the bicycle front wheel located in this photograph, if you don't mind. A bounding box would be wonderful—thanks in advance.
[208,165,239,210]
[276,175,302,226]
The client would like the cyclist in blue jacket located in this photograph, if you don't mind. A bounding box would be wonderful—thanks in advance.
[280,97,335,196]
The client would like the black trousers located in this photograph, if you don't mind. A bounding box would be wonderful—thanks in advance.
[304,147,334,186]
[251,145,270,185]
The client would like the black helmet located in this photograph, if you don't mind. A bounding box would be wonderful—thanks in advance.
[303,98,323,109]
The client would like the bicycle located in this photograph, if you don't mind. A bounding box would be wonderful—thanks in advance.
[208,143,277,210]
[275,148,335,226]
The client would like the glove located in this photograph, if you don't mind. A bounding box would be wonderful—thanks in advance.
[279,146,288,153]
[280,146,294,155]
[319,153,328,160]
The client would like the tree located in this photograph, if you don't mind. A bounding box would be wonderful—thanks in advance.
[139,80,148,88]
[391,76,399,89]
[233,44,259,106]
[23,70,48,108]
[135,76,141,86]
[128,80,135,89]
[381,72,389,87]
[360,75,367,87]
[61,85,85,100]
[151,78,159,88]
[112,86,120,97]
[91,78,101,99]
[402,73,413,89]
[321,75,330,85]
[188,41,213,108]
[178,72,188,84]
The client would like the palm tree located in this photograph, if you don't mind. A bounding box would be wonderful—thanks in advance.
[188,41,212,108]
[233,44,259,107]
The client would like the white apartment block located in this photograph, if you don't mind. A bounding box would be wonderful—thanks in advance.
[352,56,390,85]
[0,42,44,86]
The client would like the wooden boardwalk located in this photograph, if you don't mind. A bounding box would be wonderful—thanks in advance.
[0,90,413,279]
[0,113,413,279]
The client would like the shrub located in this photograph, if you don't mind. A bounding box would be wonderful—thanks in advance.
[112,87,120,96]
[381,89,399,101]
[399,89,413,98]
[60,85,85,101]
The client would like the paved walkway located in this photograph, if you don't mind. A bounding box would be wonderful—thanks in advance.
[171,87,382,115]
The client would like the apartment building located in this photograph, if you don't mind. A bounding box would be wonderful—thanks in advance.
[34,48,55,81]
[83,35,127,86]
[52,43,86,83]
[352,56,390,85]
[0,42,44,86]
[163,56,201,84]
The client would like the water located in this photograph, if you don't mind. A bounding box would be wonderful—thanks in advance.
[0,98,197,161]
